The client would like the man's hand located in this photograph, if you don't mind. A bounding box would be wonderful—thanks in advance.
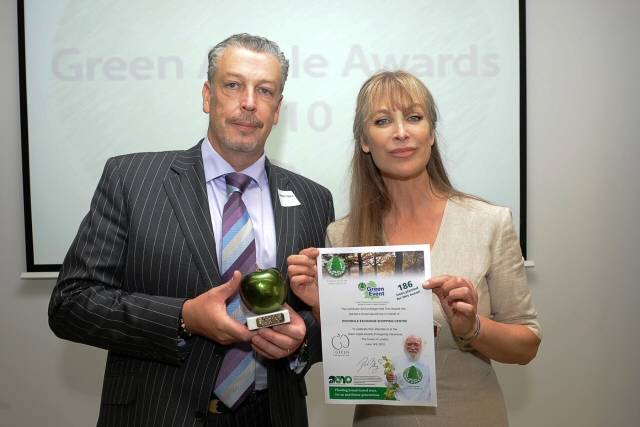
[181,271,255,344]
[250,304,307,359]
[386,372,397,383]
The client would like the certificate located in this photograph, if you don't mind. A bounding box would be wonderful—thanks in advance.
[318,245,437,406]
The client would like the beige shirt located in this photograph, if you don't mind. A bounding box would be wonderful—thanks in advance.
[326,197,540,427]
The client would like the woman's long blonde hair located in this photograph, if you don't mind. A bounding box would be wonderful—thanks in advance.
[345,70,461,246]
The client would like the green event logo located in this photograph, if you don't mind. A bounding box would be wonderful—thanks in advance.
[403,365,424,385]
[358,281,384,299]
[327,255,347,277]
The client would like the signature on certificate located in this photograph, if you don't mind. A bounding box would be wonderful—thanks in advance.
[356,356,383,374]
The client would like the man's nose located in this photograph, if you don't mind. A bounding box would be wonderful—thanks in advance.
[240,89,256,111]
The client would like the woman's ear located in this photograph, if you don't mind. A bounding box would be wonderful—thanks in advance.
[427,125,436,147]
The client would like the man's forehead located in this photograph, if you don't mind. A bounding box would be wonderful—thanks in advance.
[217,47,280,81]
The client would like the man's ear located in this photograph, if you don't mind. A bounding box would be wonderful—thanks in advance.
[202,81,212,113]
[273,94,283,125]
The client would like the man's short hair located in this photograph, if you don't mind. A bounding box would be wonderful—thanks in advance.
[207,33,289,93]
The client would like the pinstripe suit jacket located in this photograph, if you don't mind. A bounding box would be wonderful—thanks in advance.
[49,141,334,427]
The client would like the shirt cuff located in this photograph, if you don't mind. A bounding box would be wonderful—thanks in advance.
[288,337,310,374]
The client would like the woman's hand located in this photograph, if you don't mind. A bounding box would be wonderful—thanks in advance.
[424,275,478,339]
[425,274,540,364]
[287,247,321,320]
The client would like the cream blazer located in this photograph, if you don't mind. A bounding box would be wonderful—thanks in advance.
[326,197,540,427]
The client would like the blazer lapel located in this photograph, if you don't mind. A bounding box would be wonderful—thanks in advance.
[266,159,299,278]
[164,141,222,289]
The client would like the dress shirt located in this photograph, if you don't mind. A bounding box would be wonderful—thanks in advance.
[201,138,276,390]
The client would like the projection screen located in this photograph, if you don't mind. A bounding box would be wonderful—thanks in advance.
[19,0,526,271]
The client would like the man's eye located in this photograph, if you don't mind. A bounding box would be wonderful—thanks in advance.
[258,87,274,96]
[225,82,240,89]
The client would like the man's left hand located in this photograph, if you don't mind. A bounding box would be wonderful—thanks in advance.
[250,303,306,359]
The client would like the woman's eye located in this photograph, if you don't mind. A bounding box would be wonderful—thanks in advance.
[374,118,390,126]
[408,114,423,122]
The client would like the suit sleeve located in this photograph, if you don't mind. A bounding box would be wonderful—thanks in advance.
[48,157,190,365]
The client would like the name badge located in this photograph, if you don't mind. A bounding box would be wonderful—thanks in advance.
[277,189,301,207]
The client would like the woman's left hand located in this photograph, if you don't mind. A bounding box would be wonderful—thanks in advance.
[424,275,478,339]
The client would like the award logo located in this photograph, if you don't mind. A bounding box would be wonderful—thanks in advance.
[403,365,424,385]
[327,255,347,277]
[331,333,350,357]
[240,268,291,330]
[328,375,353,384]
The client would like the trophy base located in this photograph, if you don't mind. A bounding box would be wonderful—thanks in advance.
[246,309,291,330]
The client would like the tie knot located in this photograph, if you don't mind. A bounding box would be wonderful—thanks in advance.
[225,172,252,195]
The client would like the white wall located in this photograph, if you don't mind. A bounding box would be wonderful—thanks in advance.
[498,1,640,425]
[1,1,638,426]
[0,6,105,427]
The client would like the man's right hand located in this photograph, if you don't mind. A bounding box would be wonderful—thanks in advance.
[181,271,255,344]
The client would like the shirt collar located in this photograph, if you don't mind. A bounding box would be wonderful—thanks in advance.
[201,137,268,188]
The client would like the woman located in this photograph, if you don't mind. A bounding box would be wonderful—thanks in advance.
[288,70,541,426]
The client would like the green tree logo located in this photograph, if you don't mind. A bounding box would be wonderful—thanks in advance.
[327,256,347,277]
[403,365,424,385]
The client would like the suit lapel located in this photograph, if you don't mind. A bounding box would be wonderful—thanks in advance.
[164,141,222,289]
[266,160,299,278]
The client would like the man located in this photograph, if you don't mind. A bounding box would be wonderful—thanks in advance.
[385,335,431,402]
[48,34,334,427]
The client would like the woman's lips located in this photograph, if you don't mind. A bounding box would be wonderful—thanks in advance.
[389,147,416,158]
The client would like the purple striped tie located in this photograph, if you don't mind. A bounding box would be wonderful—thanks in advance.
[214,172,256,409]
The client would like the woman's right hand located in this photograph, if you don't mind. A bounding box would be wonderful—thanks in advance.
[287,247,320,319]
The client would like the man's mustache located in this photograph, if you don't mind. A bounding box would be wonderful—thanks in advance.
[227,114,264,129]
